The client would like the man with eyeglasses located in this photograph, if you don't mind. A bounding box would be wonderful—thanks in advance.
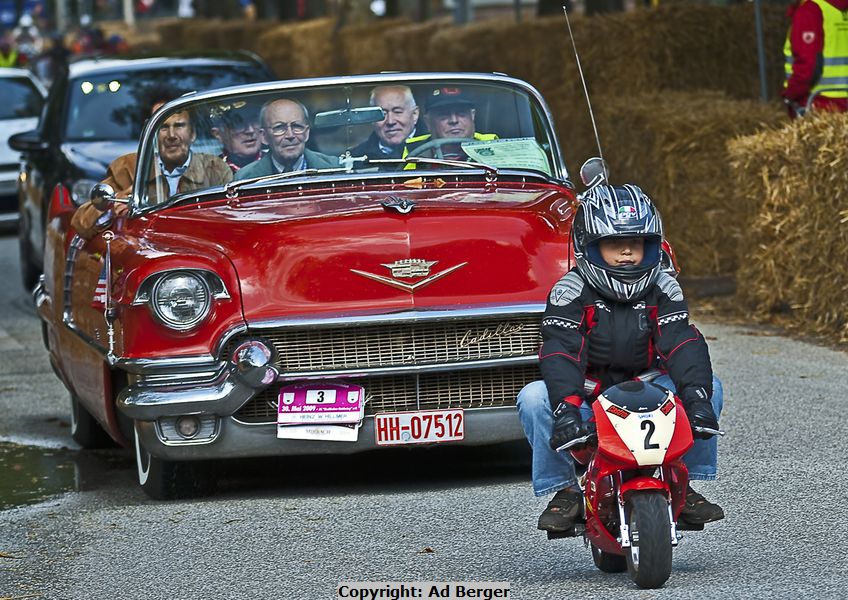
[210,101,266,173]
[234,98,339,181]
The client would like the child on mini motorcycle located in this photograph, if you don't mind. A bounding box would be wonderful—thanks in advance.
[517,182,724,533]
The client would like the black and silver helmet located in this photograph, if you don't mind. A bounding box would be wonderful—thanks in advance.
[572,183,663,302]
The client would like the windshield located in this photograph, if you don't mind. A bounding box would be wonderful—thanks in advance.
[137,77,563,209]
[64,64,269,141]
[0,77,43,120]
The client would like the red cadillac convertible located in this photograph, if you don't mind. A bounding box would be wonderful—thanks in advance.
[36,73,581,499]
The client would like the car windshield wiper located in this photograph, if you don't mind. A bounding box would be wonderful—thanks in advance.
[224,167,350,198]
[369,157,499,179]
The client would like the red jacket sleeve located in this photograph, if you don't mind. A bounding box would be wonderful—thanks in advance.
[782,1,825,102]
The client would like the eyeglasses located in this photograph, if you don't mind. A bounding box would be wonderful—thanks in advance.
[266,121,308,136]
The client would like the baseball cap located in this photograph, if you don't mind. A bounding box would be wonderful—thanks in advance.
[425,87,475,112]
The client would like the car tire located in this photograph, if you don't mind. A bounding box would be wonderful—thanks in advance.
[70,393,115,449]
[18,213,40,291]
[134,427,217,500]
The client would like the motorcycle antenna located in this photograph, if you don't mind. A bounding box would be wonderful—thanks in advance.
[562,4,604,166]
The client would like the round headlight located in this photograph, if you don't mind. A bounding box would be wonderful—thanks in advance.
[151,272,211,330]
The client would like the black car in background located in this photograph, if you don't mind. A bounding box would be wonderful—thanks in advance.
[10,52,275,288]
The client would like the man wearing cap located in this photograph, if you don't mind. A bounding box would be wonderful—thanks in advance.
[402,86,497,168]
[234,98,339,181]
[211,102,266,173]
[351,85,419,159]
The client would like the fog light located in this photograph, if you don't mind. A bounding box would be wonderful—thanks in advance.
[176,415,200,439]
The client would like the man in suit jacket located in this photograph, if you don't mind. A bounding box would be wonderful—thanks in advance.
[351,85,419,159]
[235,98,339,181]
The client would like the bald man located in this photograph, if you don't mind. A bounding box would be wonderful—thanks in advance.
[234,98,338,180]
[351,85,419,159]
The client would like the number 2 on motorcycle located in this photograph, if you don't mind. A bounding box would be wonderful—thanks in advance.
[641,419,660,450]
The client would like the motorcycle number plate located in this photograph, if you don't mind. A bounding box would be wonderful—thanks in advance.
[375,409,464,446]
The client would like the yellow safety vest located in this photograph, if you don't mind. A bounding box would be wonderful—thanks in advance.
[0,49,18,68]
[401,132,498,170]
[784,0,848,99]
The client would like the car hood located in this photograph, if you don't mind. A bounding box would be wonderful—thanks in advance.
[61,140,138,176]
[0,117,38,164]
[144,186,574,321]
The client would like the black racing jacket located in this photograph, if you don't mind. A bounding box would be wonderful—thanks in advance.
[539,268,713,410]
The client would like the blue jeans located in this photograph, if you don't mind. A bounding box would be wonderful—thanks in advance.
[516,375,723,496]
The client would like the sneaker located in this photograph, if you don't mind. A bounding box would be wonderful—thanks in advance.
[537,488,582,532]
[679,485,725,525]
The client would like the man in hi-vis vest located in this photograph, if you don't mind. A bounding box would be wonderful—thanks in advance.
[782,0,848,118]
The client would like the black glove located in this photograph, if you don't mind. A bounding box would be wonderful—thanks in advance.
[550,399,592,451]
[682,388,719,439]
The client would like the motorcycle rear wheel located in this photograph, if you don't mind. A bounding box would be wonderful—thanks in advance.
[624,491,672,589]
[591,543,626,573]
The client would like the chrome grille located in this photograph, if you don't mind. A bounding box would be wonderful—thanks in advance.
[224,315,542,373]
[233,364,541,423]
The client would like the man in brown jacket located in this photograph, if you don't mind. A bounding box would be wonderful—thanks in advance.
[71,99,232,239]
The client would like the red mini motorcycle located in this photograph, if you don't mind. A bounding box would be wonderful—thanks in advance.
[556,378,722,589]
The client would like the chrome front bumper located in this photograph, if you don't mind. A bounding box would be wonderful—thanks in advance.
[135,406,525,461]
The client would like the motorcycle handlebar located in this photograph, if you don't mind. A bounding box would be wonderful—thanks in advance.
[555,432,597,452]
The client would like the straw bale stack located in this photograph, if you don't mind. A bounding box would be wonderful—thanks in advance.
[256,18,336,79]
[180,19,222,52]
[210,20,276,54]
[583,91,785,278]
[336,18,410,74]
[728,112,848,342]
[382,19,453,72]
[153,19,188,51]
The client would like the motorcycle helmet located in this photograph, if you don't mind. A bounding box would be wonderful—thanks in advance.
[572,183,663,302]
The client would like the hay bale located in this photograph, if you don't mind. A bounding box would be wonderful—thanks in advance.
[337,18,410,75]
[181,19,222,51]
[581,91,785,277]
[382,19,453,72]
[211,20,275,54]
[256,18,336,79]
[728,112,848,343]
[154,19,188,51]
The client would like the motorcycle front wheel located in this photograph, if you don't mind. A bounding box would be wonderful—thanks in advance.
[624,491,672,588]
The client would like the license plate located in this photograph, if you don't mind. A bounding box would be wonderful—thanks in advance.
[277,382,363,426]
[375,409,464,446]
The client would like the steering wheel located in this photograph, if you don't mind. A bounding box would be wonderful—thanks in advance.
[406,137,478,159]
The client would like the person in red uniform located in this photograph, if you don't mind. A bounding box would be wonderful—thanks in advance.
[782,0,848,117]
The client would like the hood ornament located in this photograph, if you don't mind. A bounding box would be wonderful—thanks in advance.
[351,259,467,293]
[381,196,416,214]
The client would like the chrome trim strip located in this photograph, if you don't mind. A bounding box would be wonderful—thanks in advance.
[244,304,545,331]
[116,355,220,374]
[275,354,539,380]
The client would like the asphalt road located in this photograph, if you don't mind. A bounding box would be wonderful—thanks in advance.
[0,233,847,600]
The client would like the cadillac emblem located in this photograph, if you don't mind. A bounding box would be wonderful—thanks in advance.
[351,258,467,292]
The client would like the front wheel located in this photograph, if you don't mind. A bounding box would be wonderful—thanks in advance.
[70,394,115,449]
[134,427,217,500]
[624,492,673,589]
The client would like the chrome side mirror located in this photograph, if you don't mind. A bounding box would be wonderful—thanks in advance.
[579,157,609,189]
[89,183,116,211]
